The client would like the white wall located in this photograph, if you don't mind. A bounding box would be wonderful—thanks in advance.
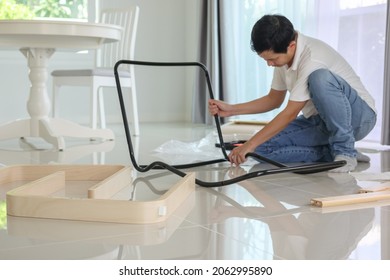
[0,0,200,126]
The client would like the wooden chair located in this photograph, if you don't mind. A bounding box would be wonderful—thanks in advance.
[51,6,140,135]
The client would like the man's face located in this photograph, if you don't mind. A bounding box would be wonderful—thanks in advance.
[258,40,296,67]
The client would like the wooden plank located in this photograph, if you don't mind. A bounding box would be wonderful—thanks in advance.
[221,121,265,139]
[0,164,125,184]
[232,120,269,126]
[359,184,390,193]
[311,199,390,213]
[88,166,132,199]
[7,171,65,196]
[311,190,390,207]
[53,165,125,181]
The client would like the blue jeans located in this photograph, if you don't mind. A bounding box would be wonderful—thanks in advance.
[255,69,377,163]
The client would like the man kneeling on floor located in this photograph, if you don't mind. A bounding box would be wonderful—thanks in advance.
[208,14,376,172]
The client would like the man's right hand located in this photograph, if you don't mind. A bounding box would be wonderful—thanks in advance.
[208,99,233,117]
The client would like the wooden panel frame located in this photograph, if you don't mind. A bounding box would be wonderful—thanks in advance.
[7,191,196,246]
[4,165,195,224]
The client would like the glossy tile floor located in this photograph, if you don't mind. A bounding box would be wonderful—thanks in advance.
[0,122,389,260]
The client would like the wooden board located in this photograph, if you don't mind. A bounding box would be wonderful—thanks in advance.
[311,190,390,208]
[4,165,195,224]
[221,121,266,141]
[231,120,269,126]
[359,184,390,193]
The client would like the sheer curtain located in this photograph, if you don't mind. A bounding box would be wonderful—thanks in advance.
[193,0,223,125]
[217,0,386,142]
[382,1,390,145]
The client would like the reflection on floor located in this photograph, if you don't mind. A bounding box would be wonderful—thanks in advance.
[0,122,389,260]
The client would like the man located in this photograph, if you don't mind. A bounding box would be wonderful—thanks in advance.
[208,14,376,172]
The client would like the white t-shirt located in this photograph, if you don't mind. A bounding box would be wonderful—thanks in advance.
[271,32,376,118]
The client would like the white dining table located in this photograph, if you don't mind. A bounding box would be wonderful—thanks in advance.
[0,20,122,150]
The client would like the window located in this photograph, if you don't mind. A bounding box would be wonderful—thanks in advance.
[337,0,387,141]
[222,0,387,142]
[0,0,88,20]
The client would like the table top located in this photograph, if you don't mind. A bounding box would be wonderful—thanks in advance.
[0,19,122,49]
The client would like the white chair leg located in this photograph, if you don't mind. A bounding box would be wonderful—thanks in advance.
[98,87,106,129]
[90,84,99,130]
[130,87,139,136]
[129,69,140,136]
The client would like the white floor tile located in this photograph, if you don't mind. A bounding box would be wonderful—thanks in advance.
[0,122,389,260]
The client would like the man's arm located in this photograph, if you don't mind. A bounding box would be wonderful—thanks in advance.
[209,89,287,117]
[228,99,307,165]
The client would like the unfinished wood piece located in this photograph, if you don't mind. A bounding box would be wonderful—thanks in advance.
[232,120,269,126]
[0,164,128,185]
[311,190,390,207]
[359,184,390,193]
[87,166,133,199]
[221,121,265,141]
[311,199,390,214]
[5,165,195,224]
[7,191,196,246]
[5,171,66,196]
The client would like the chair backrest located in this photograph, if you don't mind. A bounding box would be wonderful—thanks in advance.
[97,6,140,69]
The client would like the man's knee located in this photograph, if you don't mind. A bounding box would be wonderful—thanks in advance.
[308,69,333,88]
[308,69,336,99]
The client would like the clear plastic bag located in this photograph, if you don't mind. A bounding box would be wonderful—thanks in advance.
[153,131,258,166]
[153,132,223,164]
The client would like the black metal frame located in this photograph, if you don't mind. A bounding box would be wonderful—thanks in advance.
[114,60,345,187]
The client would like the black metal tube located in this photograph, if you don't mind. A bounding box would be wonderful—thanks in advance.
[114,60,346,187]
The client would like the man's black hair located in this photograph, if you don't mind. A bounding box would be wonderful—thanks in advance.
[250,14,296,54]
